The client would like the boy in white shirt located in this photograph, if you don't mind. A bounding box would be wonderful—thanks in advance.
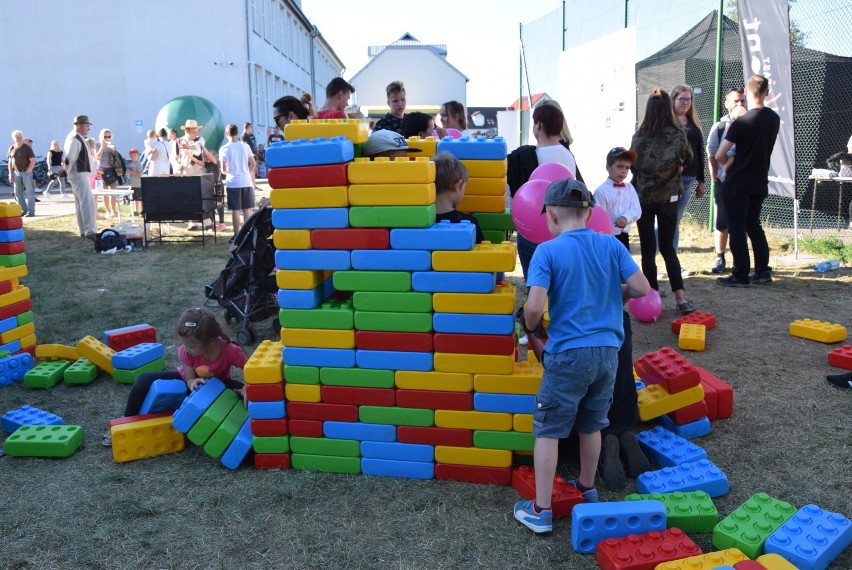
[594,147,641,251]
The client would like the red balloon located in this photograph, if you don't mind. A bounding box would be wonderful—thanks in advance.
[511,179,554,244]
[586,205,613,235]
[530,162,575,183]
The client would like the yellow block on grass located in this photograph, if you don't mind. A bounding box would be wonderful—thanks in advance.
[432,242,516,272]
[273,229,311,250]
[35,344,79,362]
[19,333,36,350]
[281,328,354,349]
[432,282,516,314]
[474,361,543,395]
[755,553,800,570]
[0,284,29,308]
[348,183,436,206]
[435,409,512,431]
[285,383,321,402]
[276,269,333,290]
[0,202,23,217]
[434,352,514,375]
[435,445,512,468]
[637,383,704,421]
[394,370,473,392]
[655,548,749,570]
[678,323,706,351]
[75,335,115,374]
[244,340,283,384]
[1,322,35,344]
[111,416,185,463]
[270,186,348,209]
[513,414,533,433]
[789,318,847,343]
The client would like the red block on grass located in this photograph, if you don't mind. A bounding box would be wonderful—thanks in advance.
[433,332,515,355]
[287,419,324,437]
[397,426,472,447]
[828,345,852,370]
[246,383,285,402]
[0,242,25,255]
[320,386,395,407]
[596,529,703,570]
[396,389,472,411]
[665,400,709,425]
[108,411,173,428]
[0,299,30,320]
[671,311,716,334]
[254,453,291,470]
[105,325,157,352]
[250,418,288,437]
[634,347,700,394]
[311,228,390,250]
[267,163,349,189]
[0,218,23,230]
[355,331,433,352]
[17,346,36,357]
[435,463,511,485]
[695,365,733,419]
[0,280,15,295]
[511,465,583,518]
[286,402,359,422]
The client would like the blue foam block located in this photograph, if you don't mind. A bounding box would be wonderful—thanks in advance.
[0,316,18,334]
[171,377,226,433]
[264,136,354,168]
[272,207,349,229]
[360,441,434,462]
[139,379,187,414]
[433,312,514,335]
[0,352,35,387]
[571,500,667,554]
[324,421,397,442]
[101,323,152,344]
[221,418,253,470]
[635,380,646,391]
[111,342,165,370]
[390,220,476,251]
[355,349,433,371]
[659,415,711,440]
[275,249,351,271]
[2,405,64,433]
[277,278,335,309]
[637,459,729,497]
[351,250,431,271]
[765,504,852,570]
[637,426,708,467]
[361,458,435,480]
[282,346,356,368]
[0,229,24,243]
[247,400,287,420]
[411,271,495,293]
[473,393,535,414]
[436,136,508,160]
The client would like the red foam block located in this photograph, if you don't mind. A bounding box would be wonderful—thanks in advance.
[433,332,515,355]
[396,389,472,411]
[108,411,173,428]
[250,418,288,437]
[287,419,324,437]
[733,562,769,570]
[267,163,349,188]
[0,242,25,255]
[287,402,359,422]
[828,345,852,371]
[695,365,733,419]
[596,529,703,570]
[0,299,31,320]
[666,400,709,425]
[634,347,700,394]
[320,386,395,407]
[671,311,716,334]
[311,228,390,250]
[105,325,157,352]
[397,426,473,447]
[17,346,36,358]
[246,383,285,402]
[254,453,292,470]
[355,330,433,352]
[435,464,511,485]
[0,218,23,230]
[0,280,15,295]
[511,465,583,518]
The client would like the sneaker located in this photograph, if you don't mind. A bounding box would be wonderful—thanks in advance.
[513,500,553,534]
[214,223,228,233]
[518,334,529,347]
[751,273,773,285]
[619,431,652,478]
[566,480,599,503]
[716,276,750,288]
[676,299,696,315]
[101,430,112,447]
[680,268,691,278]
[598,434,626,490]
[710,256,726,274]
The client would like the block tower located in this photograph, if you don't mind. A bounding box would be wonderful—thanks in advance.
[0,202,37,366]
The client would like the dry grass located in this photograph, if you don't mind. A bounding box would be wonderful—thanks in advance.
[0,215,850,569]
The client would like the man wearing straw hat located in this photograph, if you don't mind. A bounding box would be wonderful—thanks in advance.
[177,119,210,176]
[63,115,98,239]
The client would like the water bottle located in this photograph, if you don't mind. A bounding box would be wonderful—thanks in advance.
[814,260,840,272]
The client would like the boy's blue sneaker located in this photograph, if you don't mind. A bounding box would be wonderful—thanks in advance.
[567,480,599,503]
[513,500,553,534]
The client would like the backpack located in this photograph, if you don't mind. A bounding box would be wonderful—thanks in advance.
[94,228,129,253]
[109,151,127,182]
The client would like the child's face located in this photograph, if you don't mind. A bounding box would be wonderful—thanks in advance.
[451,179,467,208]
[607,159,632,183]
[182,336,206,357]
[388,91,406,116]
[129,152,139,161]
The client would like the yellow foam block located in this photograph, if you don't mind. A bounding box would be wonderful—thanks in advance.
[755,553,800,570]
[0,285,29,308]
[19,333,36,349]
[435,409,512,431]
[513,414,533,432]
[276,269,333,290]
[527,349,539,364]
[637,383,705,422]
[434,352,514,375]
[461,159,507,178]
[244,340,284,384]
[348,157,435,184]
[273,229,312,250]
[348,183,436,206]
[0,265,27,283]
[678,323,706,351]
[35,344,80,362]
[655,548,749,570]
[283,119,369,143]
[633,367,640,380]
[433,281,516,315]
[405,136,438,156]
[457,194,506,213]
[789,318,847,344]
[1,322,34,344]
[464,177,507,196]
[0,202,23,217]
[76,335,116,374]
[285,383,321,402]
[270,186,349,209]
[435,445,512,468]
[111,416,185,463]
[432,241,516,272]
[394,370,473,392]
[281,327,354,349]
[474,361,543,395]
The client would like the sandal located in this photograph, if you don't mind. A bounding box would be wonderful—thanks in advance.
[101,430,112,447]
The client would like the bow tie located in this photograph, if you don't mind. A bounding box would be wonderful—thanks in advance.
[613,182,626,187]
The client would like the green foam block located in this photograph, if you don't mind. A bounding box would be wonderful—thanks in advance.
[283,365,320,384]
[352,291,432,313]
[289,436,360,457]
[319,367,395,388]
[359,406,434,427]
[252,435,290,454]
[473,211,515,231]
[16,311,34,326]
[64,357,100,385]
[473,430,535,451]
[333,271,411,292]
[482,229,508,244]
[291,453,361,474]
[349,204,436,228]
[112,357,166,385]
[625,491,720,533]
[354,311,433,333]
[187,390,240,446]
[0,253,26,267]
[4,425,84,457]
[279,299,354,330]
[711,492,796,558]
[24,360,72,389]
[203,401,248,458]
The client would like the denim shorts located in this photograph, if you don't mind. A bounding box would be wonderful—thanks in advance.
[533,346,618,438]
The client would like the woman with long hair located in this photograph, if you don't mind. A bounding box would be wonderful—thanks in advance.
[670,84,706,256]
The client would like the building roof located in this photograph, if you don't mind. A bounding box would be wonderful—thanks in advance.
[509,93,550,111]
[354,33,469,82]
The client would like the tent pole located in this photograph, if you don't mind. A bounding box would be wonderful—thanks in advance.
[519,23,523,144]
[709,2,725,233]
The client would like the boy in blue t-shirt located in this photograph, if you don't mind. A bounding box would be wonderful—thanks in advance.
[514,179,650,534]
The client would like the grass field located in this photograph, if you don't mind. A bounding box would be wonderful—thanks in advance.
[1,214,850,570]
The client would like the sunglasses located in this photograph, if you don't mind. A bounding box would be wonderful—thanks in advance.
[104,135,112,139]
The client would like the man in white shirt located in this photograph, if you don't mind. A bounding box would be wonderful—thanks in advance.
[219,123,256,236]
[63,115,98,238]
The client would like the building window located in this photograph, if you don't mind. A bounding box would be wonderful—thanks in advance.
[252,0,261,34]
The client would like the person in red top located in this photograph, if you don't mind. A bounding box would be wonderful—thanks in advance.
[103,307,248,446]
[315,77,355,119]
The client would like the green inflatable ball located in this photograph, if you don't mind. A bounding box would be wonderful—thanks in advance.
[155,95,225,152]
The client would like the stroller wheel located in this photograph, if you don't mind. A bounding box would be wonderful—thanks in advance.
[236,328,255,345]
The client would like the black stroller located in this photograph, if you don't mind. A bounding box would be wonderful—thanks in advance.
[205,205,280,344]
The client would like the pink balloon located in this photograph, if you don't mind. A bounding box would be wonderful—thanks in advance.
[586,205,613,235]
[530,162,575,183]
[511,179,554,244]
[446,128,463,139]
[627,289,663,323]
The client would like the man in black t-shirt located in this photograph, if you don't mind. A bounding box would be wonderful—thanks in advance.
[714,75,780,288]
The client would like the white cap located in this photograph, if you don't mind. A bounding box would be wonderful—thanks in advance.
[364,130,422,157]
